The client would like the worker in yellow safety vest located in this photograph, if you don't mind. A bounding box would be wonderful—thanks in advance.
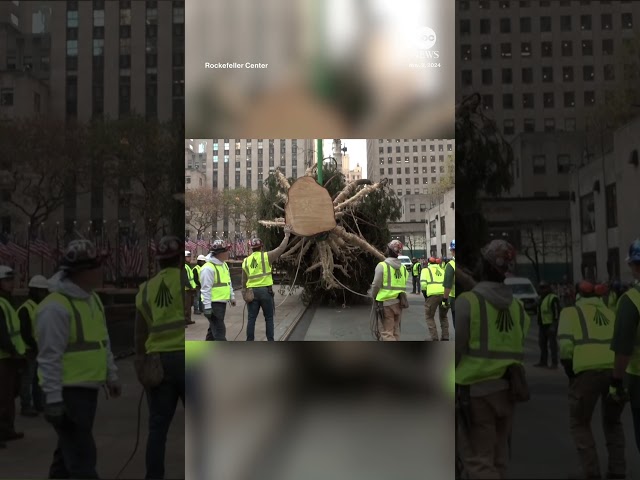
[16,275,49,417]
[201,240,236,341]
[558,280,626,479]
[420,257,449,341]
[534,281,560,369]
[611,239,640,455]
[184,251,196,326]
[242,225,292,341]
[371,240,409,341]
[411,257,422,294]
[456,240,530,478]
[442,240,456,327]
[0,265,26,448]
[37,239,121,478]
[134,236,185,479]
[191,255,206,316]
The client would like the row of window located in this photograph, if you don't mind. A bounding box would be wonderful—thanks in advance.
[462,64,619,86]
[386,177,442,186]
[376,139,451,143]
[461,38,620,60]
[0,89,39,112]
[378,155,449,165]
[479,91,597,112]
[396,188,435,197]
[580,184,618,235]
[461,1,633,10]
[497,117,577,135]
[378,144,452,153]
[380,166,447,175]
[460,13,633,35]
[530,154,572,175]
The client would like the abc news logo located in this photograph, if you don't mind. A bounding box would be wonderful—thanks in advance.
[414,27,440,59]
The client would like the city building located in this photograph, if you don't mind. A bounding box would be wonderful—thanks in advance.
[457,0,640,140]
[570,115,640,284]
[184,138,314,236]
[345,163,362,183]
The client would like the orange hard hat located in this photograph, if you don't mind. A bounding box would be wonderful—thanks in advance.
[435,258,442,264]
[594,283,609,297]
[578,281,594,295]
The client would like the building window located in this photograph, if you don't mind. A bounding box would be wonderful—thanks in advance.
[622,13,633,29]
[522,68,533,83]
[173,3,185,23]
[502,68,512,84]
[520,17,531,33]
[533,155,546,174]
[500,18,511,33]
[563,66,574,82]
[543,92,554,108]
[523,93,534,109]
[93,9,104,27]
[480,19,491,34]
[93,39,104,56]
[482,95,493,109]
[565,118,576,131]
[420,204,426,212]
[501,43,512,58]
[481,44,492,59]
[503,119,515,135]
[605,183,617,228]
[460,19,471,35]
[582,40,593,56]
[557,154,571,174]
[461,45,471,61]
[540,16,551,32]
[0,88,14,106]
[583,65,595,81]
[560,15,571,32]
[584,91,595,106]
[503,94,514,109]
[603,39,614,56]
[564,92,575,108]
[482,69,493,85]
[544,118,555,132]
[603,64,615,81]
[524,119,535,132]
[581,193,596,234]
[541,41,552,57]
[66,40,78,56]
[562,41,573,56]
[430,221,437,238]
[601,14,612,30]
[462,70,473,87]
[542,66,553,82]
[521,42,531,57]
[580,15,592,31]
[441,216,446,235]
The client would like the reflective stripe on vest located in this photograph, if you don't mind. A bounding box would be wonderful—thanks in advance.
[421,265,444,296]
[206,262,231,302]
[243,252,273,288]
[448,259,456,298]
[184,264,196,290]
[540,294,558,325]
[37,292,108,385]
[375,262,408,302]
[622,286,640,376]
[455,292,528,385]
[136,267,184,354]
[18,299,38,341]
[557,303,615,374]
[0,297,26,358]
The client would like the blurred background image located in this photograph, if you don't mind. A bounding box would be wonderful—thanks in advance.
[0,1,185,478]
[186,342,454,480]
[185,0,454,140]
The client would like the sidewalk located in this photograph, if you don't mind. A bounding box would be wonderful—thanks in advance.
[2,357,185,479]
[185,285,307,341]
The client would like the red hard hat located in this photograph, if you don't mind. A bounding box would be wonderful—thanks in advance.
[594,283,609,297]
[578,281,594,295]
[435,258,442,264]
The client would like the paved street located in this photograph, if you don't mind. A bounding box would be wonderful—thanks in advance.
[185,286,307,341]
[1,358,185,480]
[289,282,455,341]
[506,321,640,478]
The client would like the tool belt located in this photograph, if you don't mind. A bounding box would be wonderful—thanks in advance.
[398,292,410,309]
[242,288,254,303]
[135,353,164,389]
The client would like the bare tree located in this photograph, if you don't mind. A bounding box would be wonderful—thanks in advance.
[185,187,222,239]
[521,226,542,284]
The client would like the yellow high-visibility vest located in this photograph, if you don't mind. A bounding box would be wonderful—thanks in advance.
[0,297,26,358]
[243,252,273,288]
[375,262,408,302]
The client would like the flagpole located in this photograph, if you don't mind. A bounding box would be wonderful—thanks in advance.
[26,223,31,282]
[40,223,44,274]
[116,220,121,287]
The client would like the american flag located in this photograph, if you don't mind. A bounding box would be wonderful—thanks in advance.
[185,240,196,252]
[121,239,143,277]
[30,236,53,261]
[7,241,27,264]
[102,240,117,282]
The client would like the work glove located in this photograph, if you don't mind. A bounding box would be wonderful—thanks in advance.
[441,298,450,309]
[283,224,293,235]
[44,402,66,428]
[203,308,212,318]
[608,377,629,405]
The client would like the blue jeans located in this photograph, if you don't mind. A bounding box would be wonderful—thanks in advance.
[48,387,99,479]
[246,287,275,341]
[145,351,185,480]
[205,302,227,341]
[20,356,43,410]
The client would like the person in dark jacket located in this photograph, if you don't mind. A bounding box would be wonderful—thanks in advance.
[17,275,50,416]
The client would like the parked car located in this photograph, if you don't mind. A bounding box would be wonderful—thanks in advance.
[504,276,540,314]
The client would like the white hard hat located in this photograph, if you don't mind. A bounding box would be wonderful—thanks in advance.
[185,250,191,256]
[28,275,49,289]
[0,266,14,280]
[197,254,207,261]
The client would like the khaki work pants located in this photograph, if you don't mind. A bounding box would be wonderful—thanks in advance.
[380,303,402,341]
[569,369,626,478]
[424,294,449,341]
[457,389,514,479]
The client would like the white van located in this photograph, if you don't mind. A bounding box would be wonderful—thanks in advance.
[398,255,413,269]
[504,276,539,314]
